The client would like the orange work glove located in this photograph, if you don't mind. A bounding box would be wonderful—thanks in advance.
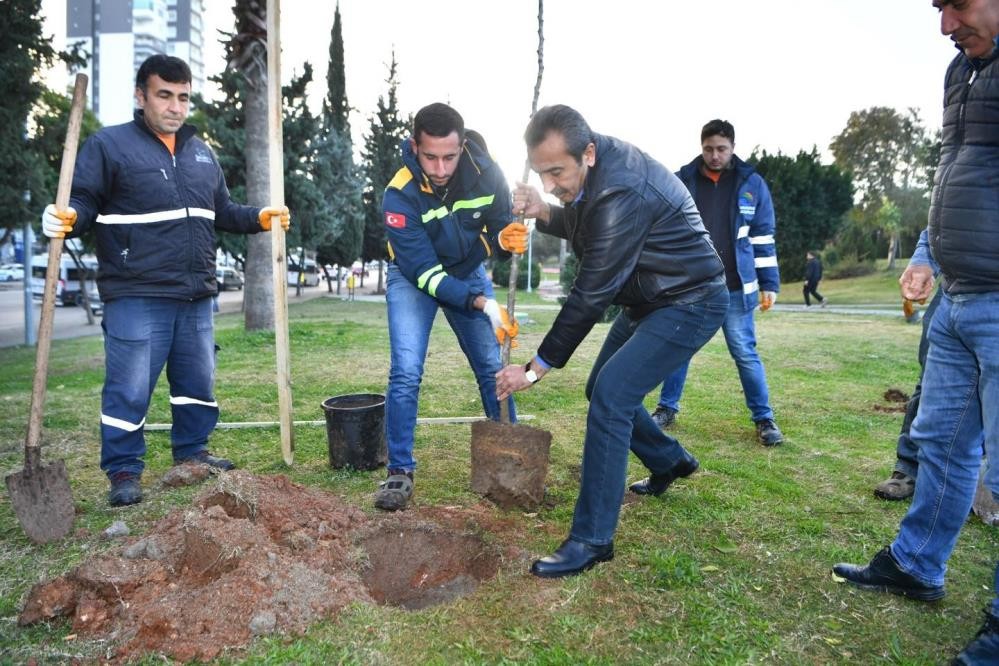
[498,222,529,254]
[258,205,290,231]
[903,297,926,320]
[759,290,777,312]
[42,204,77,239]
[496,306,519,349]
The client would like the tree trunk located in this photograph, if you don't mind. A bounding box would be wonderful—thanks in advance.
[887,233,898,271]
[243,81,274,331]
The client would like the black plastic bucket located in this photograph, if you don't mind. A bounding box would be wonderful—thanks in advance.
[321,394,386,470]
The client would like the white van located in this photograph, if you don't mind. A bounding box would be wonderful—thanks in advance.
[30,255,101,311]
[288,258,320,287]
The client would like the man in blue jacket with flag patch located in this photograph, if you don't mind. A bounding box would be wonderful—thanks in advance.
[376,102,527,511]
[648,119,783,446]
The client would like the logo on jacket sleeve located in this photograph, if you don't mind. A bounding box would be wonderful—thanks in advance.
[194,148,214,164]
[385,212,406,228]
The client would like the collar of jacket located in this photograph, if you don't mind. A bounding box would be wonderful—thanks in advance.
[683,153,755,185]
[400,134,490,196]
[131,110,197,153]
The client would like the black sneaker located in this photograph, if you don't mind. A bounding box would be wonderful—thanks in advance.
[650,406,677,429]
[175,450,236,471]
[832,546,945,601]
[374,469,414,511]
[108,472,142,507]
[952,609,999,665]
[755,418,784,446]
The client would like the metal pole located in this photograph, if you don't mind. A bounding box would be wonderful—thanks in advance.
[23,209,36,347]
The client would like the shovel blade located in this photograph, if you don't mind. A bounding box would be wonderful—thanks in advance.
[470,420,552,510]
[5,459,74,544]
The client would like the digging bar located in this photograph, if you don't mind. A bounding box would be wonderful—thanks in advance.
[5,73,88,544]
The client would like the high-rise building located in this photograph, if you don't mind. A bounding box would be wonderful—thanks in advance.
[66,0,205,127]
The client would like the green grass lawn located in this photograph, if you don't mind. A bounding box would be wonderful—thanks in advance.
[1,289,995,664]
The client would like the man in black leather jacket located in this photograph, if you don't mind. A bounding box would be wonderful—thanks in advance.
[496,105,728,578]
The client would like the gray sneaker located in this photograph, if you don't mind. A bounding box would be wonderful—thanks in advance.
[651,406,677,430]
[874,471,915,501]
[973,474,999,526]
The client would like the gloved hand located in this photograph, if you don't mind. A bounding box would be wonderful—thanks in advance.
[258,205,290,231]
[498,221,529,254]
[42,204,77,239]
[483,298,518,347]
[759,291,777,312]
[495,306,519,349]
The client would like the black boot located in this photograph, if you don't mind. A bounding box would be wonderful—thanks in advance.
[832,547,945,601]
[530,538,614,579]
[629,452,699,496]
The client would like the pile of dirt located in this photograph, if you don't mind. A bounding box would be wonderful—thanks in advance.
[874,387,910,413]
[19,472,369,662]
[17,473,524,662]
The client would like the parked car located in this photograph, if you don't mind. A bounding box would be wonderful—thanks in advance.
[216,267,244,292]
[0,263,24,281]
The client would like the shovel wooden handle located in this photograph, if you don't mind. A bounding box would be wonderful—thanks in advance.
[24,74,88,470]
[267,0,294,465]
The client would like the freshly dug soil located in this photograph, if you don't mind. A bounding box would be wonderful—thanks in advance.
[18,473,522,662]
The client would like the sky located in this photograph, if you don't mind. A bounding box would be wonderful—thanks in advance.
[40,0,957,189]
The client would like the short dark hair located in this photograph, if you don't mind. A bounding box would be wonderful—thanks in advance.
[135,54,192,92]
[524,105,594,164]
[701,119,735,144]
[413,103,464,144]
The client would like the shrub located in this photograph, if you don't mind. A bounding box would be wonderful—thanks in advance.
[491,256,542,290]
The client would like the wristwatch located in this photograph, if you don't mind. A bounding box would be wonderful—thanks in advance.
[524,362,539,384]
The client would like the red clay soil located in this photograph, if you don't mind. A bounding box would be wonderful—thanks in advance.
[19,472,370,662]
[18,473,527,663]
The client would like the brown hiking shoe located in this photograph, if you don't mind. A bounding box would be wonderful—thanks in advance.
[874,471,915,501]
[972,474,999,526]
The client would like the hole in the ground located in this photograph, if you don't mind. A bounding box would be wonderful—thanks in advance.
[359,526,500,610]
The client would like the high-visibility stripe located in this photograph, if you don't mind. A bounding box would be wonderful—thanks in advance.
[749,234,774,245]
[452,195,495,212]
[417,264,443,290]
[427,272,446,297]
[422,207,448,223]
[170,396,219,408]
[737,225,750,239]
[101,413,145,432]
[96,208,215,225]
[754,256,779,268]
[742,279,759,294]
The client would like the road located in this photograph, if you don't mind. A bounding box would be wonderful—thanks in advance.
[0,280,346,349]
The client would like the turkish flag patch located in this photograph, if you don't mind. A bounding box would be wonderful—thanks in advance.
[385,212,406,228]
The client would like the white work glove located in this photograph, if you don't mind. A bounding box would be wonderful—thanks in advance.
[42,204,77,239]
[760,291,778,311]
[482,298,503,331]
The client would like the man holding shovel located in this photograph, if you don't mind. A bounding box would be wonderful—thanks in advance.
[42,55,289,507]
[497,104,728,578]
[378,103,526,511]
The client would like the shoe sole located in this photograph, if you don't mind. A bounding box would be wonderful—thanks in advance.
[873,489,913,501]
[841,578,945,602]
[531,553,614,579]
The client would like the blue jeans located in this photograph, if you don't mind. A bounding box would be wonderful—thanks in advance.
[570,286,728,545]
[889,291,999,618]
[384,263,514,472]
[100,297,219,477]
[657,290,774,422]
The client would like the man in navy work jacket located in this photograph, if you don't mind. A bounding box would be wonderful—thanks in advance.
[496,104,728,578]
[377,102,527,512]
[834,2,999,663]
[649,119,784,447]
[42,55,289,507]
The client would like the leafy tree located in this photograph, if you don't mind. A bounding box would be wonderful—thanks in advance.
[313,3,363,293]
[1,0,84,245]
[361,54,410,294]
[749,148,854,281]
[829,106,937,265]
[492,255,541,290]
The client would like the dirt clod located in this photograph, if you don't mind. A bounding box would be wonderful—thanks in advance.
[883,388,909,403]
[161,463,213,487]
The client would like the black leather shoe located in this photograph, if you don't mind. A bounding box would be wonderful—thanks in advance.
[629,452,699,496]
[175,450,236,471]
[952,609,999,665]
[530,538,614,579]
[108,472,142,507]
[832,547,945,601]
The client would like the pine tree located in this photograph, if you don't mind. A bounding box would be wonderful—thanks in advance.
[361,54,410,293]
[313,1,363,292]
